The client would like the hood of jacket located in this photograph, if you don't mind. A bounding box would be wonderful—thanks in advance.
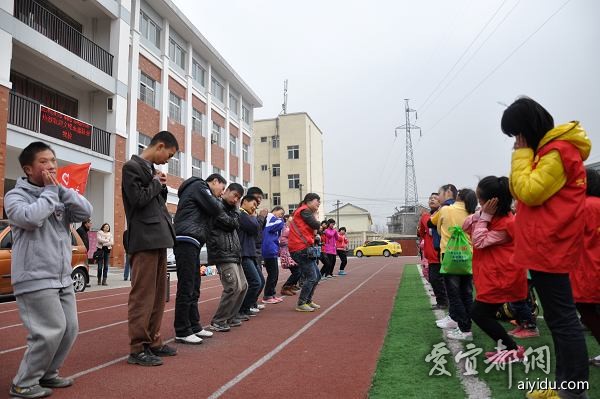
[178,176,208,197]
[538,121,591,161]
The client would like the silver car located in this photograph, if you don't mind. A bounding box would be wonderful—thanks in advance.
[166,246,208,273]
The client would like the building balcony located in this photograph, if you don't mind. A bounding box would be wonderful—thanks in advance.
[8,91,111,156]
[14,0,114,76]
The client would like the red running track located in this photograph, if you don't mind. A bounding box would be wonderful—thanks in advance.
[0,257,409,399]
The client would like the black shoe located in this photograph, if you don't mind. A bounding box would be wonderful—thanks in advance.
[242,310,257,317]
[210,322,231,332]
[227,318,242,327]
[39,376,73,388]
[9,384,52,398]
[236,313,250,321]
[150,344,177,357]
[128,347,163,366]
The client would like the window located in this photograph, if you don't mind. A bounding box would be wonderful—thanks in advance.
[211,77,224,103]
[168,151,181,176]
[140,11,160,48]
[168,38,186,70]
[272,135,280,148]
[230,174,237,183]
[192,158,202,178]
[192,108,203,134]
[243,180,250,188]
[288,145,300,159]
[192,60,205,87]
[264,193,269,199]
[139,73,156,108]
[272,164,280,177]
[288,204,298,214]
[169,92,182,122]
[242,143,249,163]
[260,165,268,172]
[273,193,281,206]
[229,135,238,155]
[242,105,250,124]
[229,94,239,116]
[213,166,223,175]
[288,174,300,189]
[260,136,267,143]
[138,133,152,155]
[211,122,222,146]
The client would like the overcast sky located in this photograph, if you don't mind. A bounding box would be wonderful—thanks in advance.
[174,0,600,229]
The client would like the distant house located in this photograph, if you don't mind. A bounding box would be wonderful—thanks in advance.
[325,203,373,233]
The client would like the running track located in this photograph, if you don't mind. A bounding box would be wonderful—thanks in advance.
[0,257,412,399]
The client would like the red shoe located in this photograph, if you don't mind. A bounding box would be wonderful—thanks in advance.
[485,346,526,364]
[511,327,540,339]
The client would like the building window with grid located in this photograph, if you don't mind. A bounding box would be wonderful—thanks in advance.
[192,108,203,135]
[229,94,239,116]
[168,38,186,70]
[242,143,249,163]
[169,92,182,123]
[230,174,237,183]
[168,151,182,176]
[272,135,280,148]
[230,135,238,155]
[260,136,267,143]
[273,193,281,206]
[288,204,298,213]
[288,145,300,159]
[261,165,268,172]
[140,11,160,48]
[138,133,152,155]
[211,77,224,103]
[272,164,280,177]
[213,166,223,175]
[243,180,250,188]
[242,105,250,124]
[288,174,300,189]
[192,158,202,178]
[212,122,222,146]
[139,73,156,108]
[192,60,205,88]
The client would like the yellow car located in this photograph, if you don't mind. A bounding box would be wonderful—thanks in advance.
[353,240,402,258]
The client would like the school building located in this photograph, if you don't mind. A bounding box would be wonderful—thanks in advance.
[0,0,262,265]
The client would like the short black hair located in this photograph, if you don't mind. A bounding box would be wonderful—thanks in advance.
[227,183,244,196]
[19,141,55,167]
[477,176,513,216]
[457,188,478,214]
[299,193,320,208]
[241,195,258,205]
[501,97,554,151]
[100,223,111,232]
[271,206,284,213]
[327,218,336,225]
[430,192,439,197]
[339,227,347,232]
[321,220,328,225]
[440,184,458,199]
[150,131,179,151]
[586,168,600,198]
[206,174,226,184]
[247,187,264,197]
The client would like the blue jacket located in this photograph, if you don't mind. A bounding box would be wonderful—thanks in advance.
[238,209,260,258]
[261,213,284,259]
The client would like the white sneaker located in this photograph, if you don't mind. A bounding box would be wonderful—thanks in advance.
[436,316,458,329]
[447,327,473,341]
[175,334,203,345]
[249,307,260,313]
[195,329,213,338]
[257,304,266,310]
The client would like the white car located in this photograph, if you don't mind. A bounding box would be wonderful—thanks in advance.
[166,246,208,272]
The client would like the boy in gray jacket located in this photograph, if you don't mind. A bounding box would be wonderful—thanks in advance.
[5,142,93,399]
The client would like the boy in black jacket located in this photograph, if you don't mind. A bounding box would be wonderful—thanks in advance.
[208,183,248,331]
[173,173,225,344]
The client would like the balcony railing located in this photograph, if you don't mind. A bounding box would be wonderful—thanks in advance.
[9,92,112,156]
[14,0,114,76]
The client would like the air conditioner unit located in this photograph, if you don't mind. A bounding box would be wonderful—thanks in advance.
[211,133,219,145]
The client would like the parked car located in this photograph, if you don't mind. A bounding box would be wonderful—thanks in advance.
[353,240,402,258]
[166,246,208,273]
[0,220,90,297]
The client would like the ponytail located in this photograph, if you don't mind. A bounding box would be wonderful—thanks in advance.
[477,176,513,216]
[457,188,478,215]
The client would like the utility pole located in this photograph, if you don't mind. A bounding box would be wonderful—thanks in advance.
[395,99,420,214]
[299,183,303,202]
[281,79,288,115]
[336,200,341,226]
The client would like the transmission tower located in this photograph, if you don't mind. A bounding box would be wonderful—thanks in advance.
[395,99,420,213]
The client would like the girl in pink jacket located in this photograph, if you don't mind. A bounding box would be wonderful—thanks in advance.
[321,219,339,278]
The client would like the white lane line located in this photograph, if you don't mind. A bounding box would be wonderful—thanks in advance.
[207,262,392,399]
[0,296,220,355]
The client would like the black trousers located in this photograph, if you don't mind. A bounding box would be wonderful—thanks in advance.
[576,302,600,345]
[337,250,348,271]
[530,270,589,395]
[471,300,518,350]
[263,258,279,298]
[428,263,447,306]
[284,266,302,287]
[444,274,473,332]
[319,253,330,276]
[173,242,201,337]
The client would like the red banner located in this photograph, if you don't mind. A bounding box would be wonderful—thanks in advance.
[57,163,91,194]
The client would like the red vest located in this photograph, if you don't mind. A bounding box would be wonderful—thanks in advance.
[512,140,586,273]
[571,196,600,303]
[473,214,527,303]
[289,205,316,253]
[418,213,440,264]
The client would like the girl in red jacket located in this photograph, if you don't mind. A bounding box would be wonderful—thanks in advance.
[570,168,600,368]
[463,176,527,363]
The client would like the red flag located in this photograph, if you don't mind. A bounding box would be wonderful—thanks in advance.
[57,163,91,194]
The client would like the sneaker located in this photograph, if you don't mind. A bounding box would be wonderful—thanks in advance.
[249,307,260,314]
[338,270,347,275]
[446,327,473,341]
[39,376,73,389]
[9,384,53,398]
[150,344,177,357]
[273,296,284,303]
[308,301,321,309]
[257,304,266,310]
[228,318,242,327]
[280,287,296,296]
[210,322,231,332]
[175,334,203,345]
[262,297,280,304]
[436,316,458,329]
[195,329,214,338]
[590,355,600,367]
[128,347,163,366]
[296,303,315,312]
[431,304,448,310]
[485,346,526,364]
[507,325,523,336]
[320,277,328,282]
[511,327,540,339]
[525,389,560,399]
[236,313,250,321]
[243,310,257,317]
[291,285,301,291]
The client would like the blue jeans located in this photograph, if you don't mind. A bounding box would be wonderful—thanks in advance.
[444,274,473,332]
[241,257,262,312]
[291,249,320,305]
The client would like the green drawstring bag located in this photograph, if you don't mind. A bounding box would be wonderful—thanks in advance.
[441,226,472,275]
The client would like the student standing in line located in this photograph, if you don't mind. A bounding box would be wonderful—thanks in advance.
[261,206,286,304]
[96,223,113,286]
[237,195,263,319]
[336,227,349,276]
